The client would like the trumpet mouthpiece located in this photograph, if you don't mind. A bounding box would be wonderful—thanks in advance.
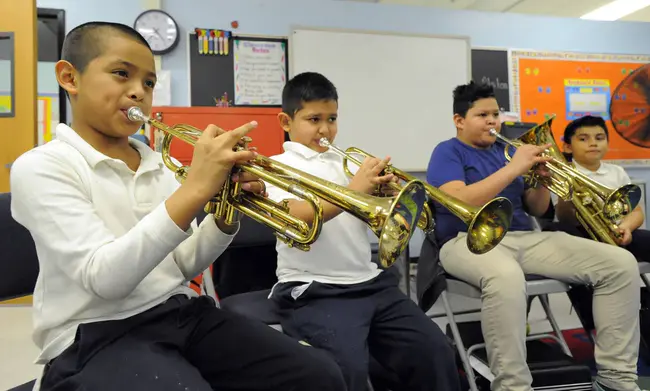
[488,128,498,136]
[126,106,145,122]
[318,138,331,147]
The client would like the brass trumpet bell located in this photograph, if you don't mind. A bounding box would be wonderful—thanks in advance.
[490,116,641,245]
[318,138,514,254]
[127,107,426,268]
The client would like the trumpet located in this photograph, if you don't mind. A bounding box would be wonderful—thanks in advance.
[489,116,641,245]
[127,107,427,268]
[318,138,514,255]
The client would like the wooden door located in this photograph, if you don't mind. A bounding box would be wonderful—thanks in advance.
[0,0,37,192]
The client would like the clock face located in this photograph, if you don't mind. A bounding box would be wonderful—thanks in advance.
[134,10,179,55]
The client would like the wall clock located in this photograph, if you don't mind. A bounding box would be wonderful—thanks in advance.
[133,9,180,55]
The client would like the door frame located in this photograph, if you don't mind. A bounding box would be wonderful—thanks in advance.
[37,7,66,125]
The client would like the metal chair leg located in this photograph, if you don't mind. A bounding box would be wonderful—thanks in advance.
[538,294,573,356]
[442,291,479,391]
[404,247,411,301]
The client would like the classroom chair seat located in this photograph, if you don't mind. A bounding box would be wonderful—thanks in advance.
[639,261,650,275]
[444,272,571,299]
[7,380,36,391]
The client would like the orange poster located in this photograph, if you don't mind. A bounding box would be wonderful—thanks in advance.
[510,50,650,163]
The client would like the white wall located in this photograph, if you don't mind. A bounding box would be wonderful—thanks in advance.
[35,0,650,254]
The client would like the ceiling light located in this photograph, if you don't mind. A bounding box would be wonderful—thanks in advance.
[580,0,650,21]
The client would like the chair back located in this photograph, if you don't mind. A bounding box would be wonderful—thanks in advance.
[415,205,447,312]
[0,193,39,301]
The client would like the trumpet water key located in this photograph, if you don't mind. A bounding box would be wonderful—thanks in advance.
[318,138,514,255]
[127,107,427,268]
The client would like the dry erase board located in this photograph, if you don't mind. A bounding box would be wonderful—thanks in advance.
[189,34,289,107]
[291,27,470,171]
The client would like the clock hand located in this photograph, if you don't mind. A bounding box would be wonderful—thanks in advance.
[153,27,164,40]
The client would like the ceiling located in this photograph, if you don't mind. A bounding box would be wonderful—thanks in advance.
[342,0,650,22]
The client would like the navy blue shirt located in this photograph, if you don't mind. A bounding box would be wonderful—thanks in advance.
[426,137,533,245]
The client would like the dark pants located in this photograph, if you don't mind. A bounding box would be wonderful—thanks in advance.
[40,295,346,391]
[543,222,650,331]
[271,270,460,391]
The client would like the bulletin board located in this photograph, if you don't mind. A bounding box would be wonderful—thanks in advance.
[188,33,289,108]
[510,50,650,163]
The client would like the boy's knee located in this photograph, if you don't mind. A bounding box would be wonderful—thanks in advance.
[481,264,526,298]
[604,247,638,279]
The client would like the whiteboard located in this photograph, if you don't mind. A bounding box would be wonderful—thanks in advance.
[290,27,471,171]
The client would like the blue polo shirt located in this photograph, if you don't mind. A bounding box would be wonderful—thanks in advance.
[426,137,533,245]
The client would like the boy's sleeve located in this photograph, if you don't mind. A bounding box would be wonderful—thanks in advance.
[9,150,230,301]
[168,181,238,281]
[426,142,466,187]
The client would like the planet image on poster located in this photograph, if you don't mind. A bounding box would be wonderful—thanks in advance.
[610,63,650,148]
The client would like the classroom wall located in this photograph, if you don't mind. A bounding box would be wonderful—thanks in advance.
[33,0,650,251]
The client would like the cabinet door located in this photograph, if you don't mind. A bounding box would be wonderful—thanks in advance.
[0,0,37,192]
[149,109,285,166]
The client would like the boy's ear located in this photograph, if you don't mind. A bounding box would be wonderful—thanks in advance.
[277,112,292,133]
[563,141,572,153]
[453,113,464,130]
[55,60,79,97]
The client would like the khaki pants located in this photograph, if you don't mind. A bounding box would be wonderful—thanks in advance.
[440,231,640,391]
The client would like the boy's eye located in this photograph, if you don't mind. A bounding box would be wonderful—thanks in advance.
[113,70,128,78]
[145,80,155,88]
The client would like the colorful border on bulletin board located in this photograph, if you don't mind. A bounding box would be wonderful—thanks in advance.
[38,96,53,145]
[188,32,289,108]
[509,50,650,164]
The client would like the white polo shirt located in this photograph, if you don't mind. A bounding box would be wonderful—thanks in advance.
[265,142,381,285]
[10,124,236,371]
[550,161,632,219]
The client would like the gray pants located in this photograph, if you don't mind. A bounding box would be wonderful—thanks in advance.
[440,230,640,391]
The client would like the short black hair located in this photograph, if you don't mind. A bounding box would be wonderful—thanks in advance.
[62,21,151,75]
[453,81,496,117]
[281,72,338,118]
[563,115,609,144]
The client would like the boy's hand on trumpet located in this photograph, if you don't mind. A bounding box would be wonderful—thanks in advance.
[185,121,260,200]
[509,143,553,177]
[348,156,395,195]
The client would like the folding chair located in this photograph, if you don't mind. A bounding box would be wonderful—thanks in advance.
[0,193,39,391]
[424,216,592,391]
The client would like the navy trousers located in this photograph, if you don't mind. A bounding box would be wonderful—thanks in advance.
[39,295,346,391]
[271,270,461,391]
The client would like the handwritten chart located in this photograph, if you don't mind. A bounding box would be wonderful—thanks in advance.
[233,40,286,105]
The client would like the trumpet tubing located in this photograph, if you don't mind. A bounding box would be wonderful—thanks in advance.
[127,107,426,268]
[318,138,514,255]
[490,117,641,245]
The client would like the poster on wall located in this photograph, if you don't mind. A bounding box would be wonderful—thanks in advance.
[233,39,287,106]
[510,50,650,162]
[471,48,510,111]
